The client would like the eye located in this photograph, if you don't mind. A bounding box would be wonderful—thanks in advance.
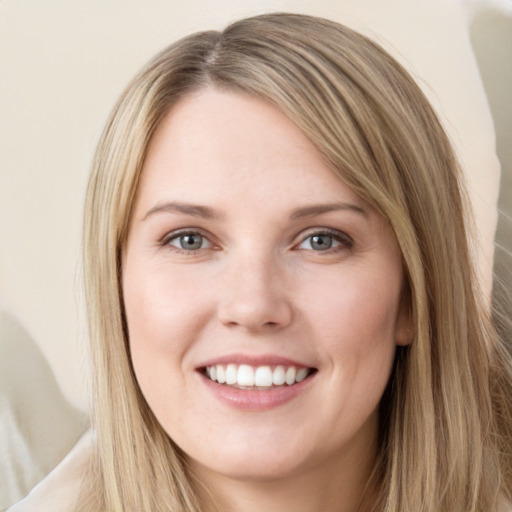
[297,230,352,252]
[166,231,211,251]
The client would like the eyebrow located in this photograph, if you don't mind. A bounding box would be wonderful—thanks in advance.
[142,201,220,221]
[289,202,368,220]
[142,200,368,222]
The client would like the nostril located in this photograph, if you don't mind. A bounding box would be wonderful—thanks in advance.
[218,299,293,331]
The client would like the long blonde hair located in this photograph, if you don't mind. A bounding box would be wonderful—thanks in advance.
[80,13,512,511]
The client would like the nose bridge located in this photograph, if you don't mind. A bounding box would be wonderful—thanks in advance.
[217,245,292,331]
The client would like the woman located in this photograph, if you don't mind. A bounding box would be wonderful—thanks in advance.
[76,13,511,512]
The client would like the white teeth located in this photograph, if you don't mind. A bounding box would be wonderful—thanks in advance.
[285,367,296,385]
[216,365,226,384]
[237,365,255,386]
[272,365,286,385]
[225,364,237,385]
[254,366,273,387]
[204,363,312,388]
[296,368,308,382]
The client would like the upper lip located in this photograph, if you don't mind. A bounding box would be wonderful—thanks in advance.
[197,353,315,369]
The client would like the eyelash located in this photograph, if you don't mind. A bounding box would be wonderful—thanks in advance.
[161,229,214,254]
[296,228,353,253]
[160,227,353,255]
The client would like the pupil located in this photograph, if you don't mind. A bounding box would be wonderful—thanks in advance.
[181,234,202,249]
[312,235,332,250]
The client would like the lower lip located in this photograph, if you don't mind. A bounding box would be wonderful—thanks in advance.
[199,372,315,411]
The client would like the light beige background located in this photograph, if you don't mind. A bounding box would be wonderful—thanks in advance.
[0,0,509,412]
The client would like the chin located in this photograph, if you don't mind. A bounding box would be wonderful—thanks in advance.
[183,432,323,484]
[195,454,307,483]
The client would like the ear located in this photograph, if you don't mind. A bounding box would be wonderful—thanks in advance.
[395,294,414,347]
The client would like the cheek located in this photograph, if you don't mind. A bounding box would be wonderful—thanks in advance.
[309,266,401,333]
[122,262,215,430]
[122,257,215,404]
[124,258,211,350]
[311,277,400,438]
[305,266,402,379]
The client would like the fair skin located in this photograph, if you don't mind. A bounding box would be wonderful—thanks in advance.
[123,88,410,512]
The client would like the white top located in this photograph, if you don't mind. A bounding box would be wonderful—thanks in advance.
[7,431,93,512]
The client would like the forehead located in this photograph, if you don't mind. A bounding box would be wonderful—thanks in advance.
[135,87,366,215]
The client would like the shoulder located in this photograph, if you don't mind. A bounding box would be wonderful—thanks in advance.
[7,430,93,512]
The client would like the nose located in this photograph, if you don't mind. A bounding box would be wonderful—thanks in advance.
[217,254,293,333]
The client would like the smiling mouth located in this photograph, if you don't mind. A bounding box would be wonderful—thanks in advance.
[202,364,317,389]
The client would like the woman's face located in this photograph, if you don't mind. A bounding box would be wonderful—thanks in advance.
[123,88,410,484]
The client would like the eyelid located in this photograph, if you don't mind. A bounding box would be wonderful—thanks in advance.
[160,228,217,251]
[295,227,353,250]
